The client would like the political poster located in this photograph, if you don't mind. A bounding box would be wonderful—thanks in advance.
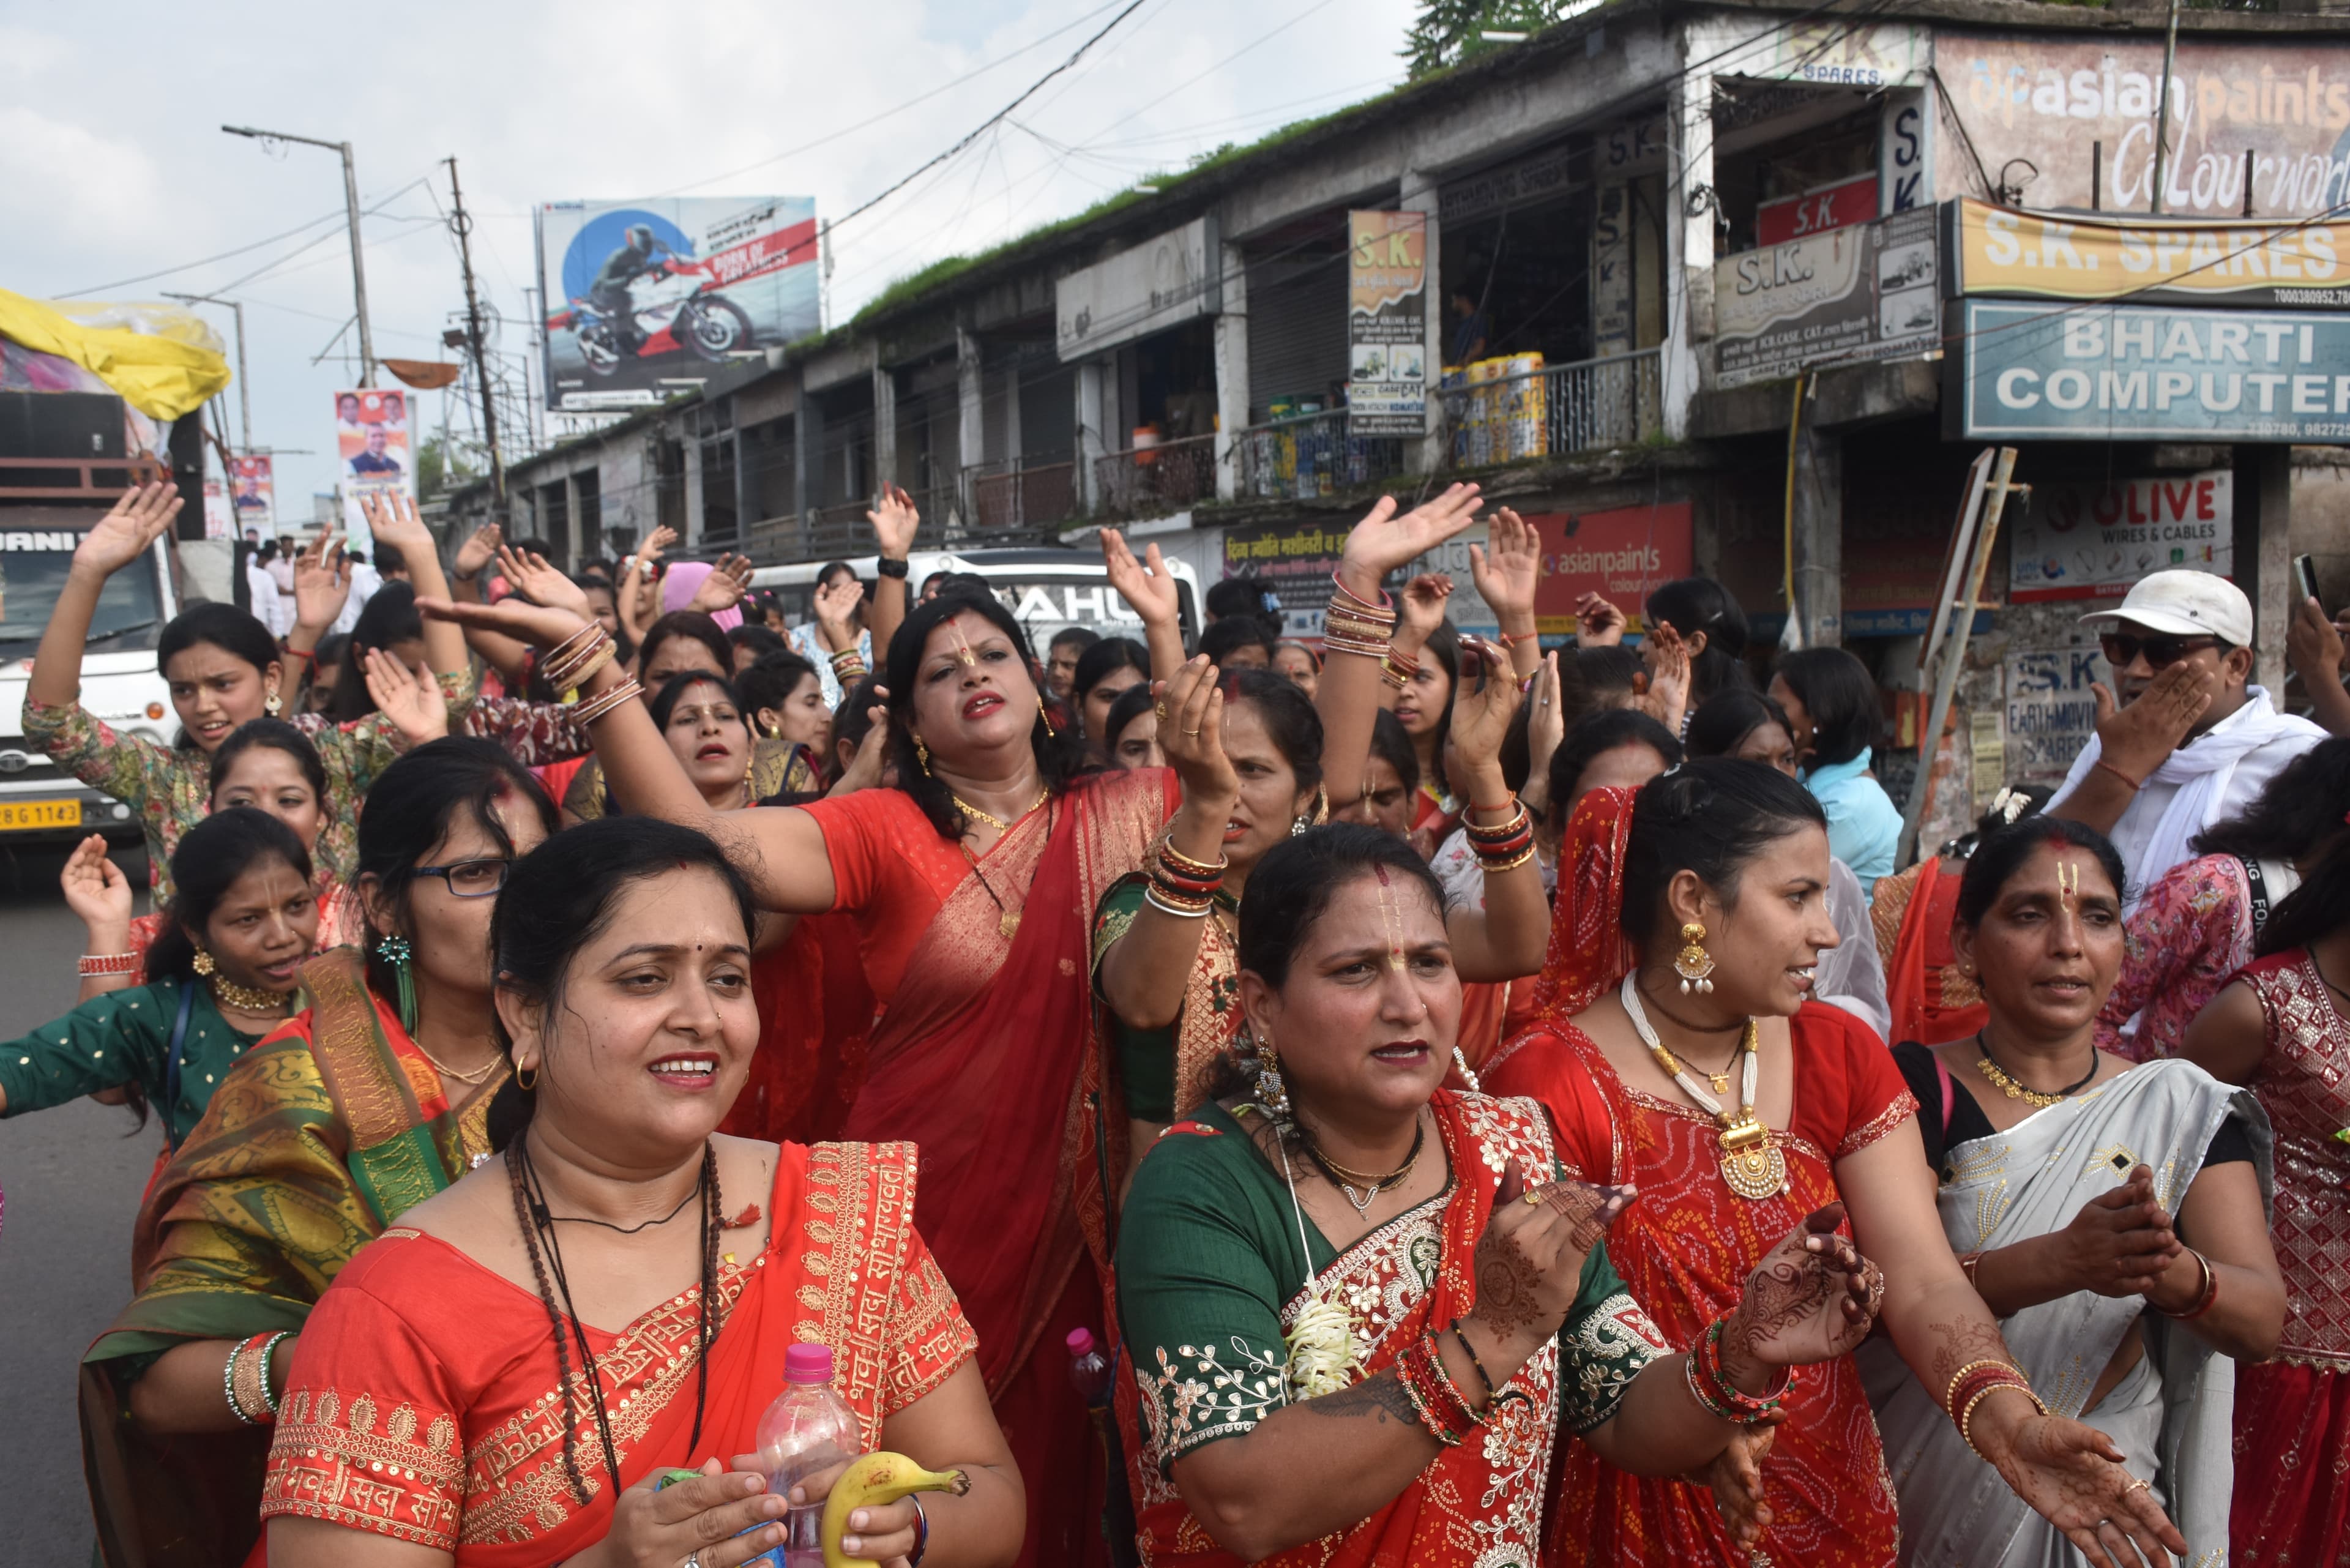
[1348,211,1428,436]
[1714,206,1938,388]
[1947,199,2350,308]
[1527,501,1695,635]
[229,454,274,533]
[201,479,232,542]
[334,387,412,554]
[1953,301,2350,441]
[537,197,819,412]
[2010,470,2234,600]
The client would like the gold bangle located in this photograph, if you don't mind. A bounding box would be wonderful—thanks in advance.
[230,1339,271,1425]
[1941,1357,2017,1414]
[1156,838,1228,879]
[551,640,618,698]
[572,676,644,726]
[1958,1381,2047,1461]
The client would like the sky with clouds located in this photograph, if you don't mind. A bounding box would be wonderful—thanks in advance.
[6,0,1416,513]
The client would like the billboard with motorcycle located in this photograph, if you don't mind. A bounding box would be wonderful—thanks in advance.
[536,196,819,412]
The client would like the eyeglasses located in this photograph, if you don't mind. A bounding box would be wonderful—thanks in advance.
[413,857,511,898]
[2098,632,2224,670]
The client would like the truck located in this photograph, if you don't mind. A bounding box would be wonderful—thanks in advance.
[0,389,185,848]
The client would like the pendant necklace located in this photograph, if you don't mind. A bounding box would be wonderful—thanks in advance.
[1301,1114,1426,1217]
[959,799,1050,938]
[1622,973,1788,1201]
[1633,985,1745,1093]
[1974,1030,2099,1108]
[953,785,1050,834]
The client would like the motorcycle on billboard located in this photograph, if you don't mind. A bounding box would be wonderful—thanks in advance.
[568,235,755,376]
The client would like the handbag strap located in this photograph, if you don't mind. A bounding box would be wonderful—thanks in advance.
[161,980,198,1150]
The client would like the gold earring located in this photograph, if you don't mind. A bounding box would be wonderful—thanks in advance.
[914,736,931,774]
[1673,922,1715,995]
[264,683,282,717]
[192,949,217,977]
[1037,694,1056,738]
[515,1058,538,1091]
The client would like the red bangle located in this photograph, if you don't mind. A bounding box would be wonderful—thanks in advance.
[2094,759,2144,793]
[78,952,140,977]
[1497,629,1540,646]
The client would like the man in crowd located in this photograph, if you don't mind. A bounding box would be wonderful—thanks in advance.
[1044,627,1098,701]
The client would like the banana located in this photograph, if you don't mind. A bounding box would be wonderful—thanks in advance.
[820,1450,970,1568]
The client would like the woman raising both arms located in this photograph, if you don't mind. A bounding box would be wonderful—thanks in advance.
[263,815,1023,1568]
[418,490,1163,1568]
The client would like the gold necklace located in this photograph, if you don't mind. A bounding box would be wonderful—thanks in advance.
[952,785,1050,832]
[1622,974,1787,1201]
[410,1037,503,1086]
[209,974,289,1015]
[1974,1032,2098,1108]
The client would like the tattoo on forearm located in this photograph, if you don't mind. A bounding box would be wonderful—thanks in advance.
[1297,1367,1418,1426]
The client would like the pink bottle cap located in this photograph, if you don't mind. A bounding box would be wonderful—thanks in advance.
[1065,1327,1096,1357]
[785,1343,835,1383]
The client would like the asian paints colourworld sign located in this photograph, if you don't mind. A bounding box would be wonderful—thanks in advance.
[1953,300,2350,441]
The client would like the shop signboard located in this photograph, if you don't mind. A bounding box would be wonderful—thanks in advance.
[1715,206,1938,389]
[1347,211,1428,436]
[1947,199,2350,308]
[537,196,819,411]
[229,454,274,533]
[1756,173,1880,247]
[1939,37,2350,220]
[1713,18,1930,89]
[1592,184,1635,358]
[2006,644,2108,781]
[2010,470,2234,600]
[1222,518,1350,638]
[1526,501,1694,635]
[1056,217,1215,359]
[1954,301,2350,441]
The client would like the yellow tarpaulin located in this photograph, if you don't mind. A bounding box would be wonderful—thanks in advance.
[0,288,231,422]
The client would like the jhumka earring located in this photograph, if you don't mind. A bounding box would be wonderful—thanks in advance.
[915,736,933,775]
[1673,922,1717,995]
[378,935,418,1032]
[1255,1038,1293,1121]
[264,684,282,717]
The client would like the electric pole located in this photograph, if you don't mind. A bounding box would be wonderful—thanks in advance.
[165,291,250,451]
[223,125,376,386]
[445,157,506,518]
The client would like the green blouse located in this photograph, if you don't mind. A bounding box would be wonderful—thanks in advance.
[1114,1097,1661,1477]
[1090,876,1242,1123]
[0,979,267,1146]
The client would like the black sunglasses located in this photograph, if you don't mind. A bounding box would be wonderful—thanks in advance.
[2098,631,2225,670]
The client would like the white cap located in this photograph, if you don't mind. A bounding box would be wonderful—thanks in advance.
[2076,569,2253,646]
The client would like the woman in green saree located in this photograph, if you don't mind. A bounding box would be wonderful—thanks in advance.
[80,737,559,1568]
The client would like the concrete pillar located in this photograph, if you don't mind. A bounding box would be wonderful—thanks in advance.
[681,427,706,550]
[1213,242,1249,502]
[957,327,985,465]
[1400,167,1444,475]
[872,365,898,497]
[2234,444,2294,696]
[1075,359,1106,512]
[1791,415,1843,649]
[731,394,755,545]
[1662,61,1716,439]
[794,376,824,534]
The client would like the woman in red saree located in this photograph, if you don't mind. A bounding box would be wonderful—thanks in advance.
[423,564,1169,1567]
[1485,763,2188,1568]
[264,816,1024,1568]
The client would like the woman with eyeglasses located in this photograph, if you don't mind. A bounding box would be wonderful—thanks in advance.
[77,739,556,1568]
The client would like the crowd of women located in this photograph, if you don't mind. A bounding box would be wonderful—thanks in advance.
[6,471,2344,1568]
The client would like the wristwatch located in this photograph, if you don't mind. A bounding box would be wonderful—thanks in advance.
[875,556,910,580]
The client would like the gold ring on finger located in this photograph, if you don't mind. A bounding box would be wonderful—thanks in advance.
[2122,1479,2150,1497]
[1523,1189,1545,1207]
[1154,701,1169,719]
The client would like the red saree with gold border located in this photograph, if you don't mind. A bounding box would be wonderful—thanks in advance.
[260,1140,975,1564]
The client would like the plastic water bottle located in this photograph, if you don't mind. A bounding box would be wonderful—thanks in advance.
[754,1343,860,1568]
[1067,1326,1113,1409]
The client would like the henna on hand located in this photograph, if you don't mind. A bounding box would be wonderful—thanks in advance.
[1471,1223,1550,1338]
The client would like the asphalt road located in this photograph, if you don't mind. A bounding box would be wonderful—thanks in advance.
[0,842,159,1566]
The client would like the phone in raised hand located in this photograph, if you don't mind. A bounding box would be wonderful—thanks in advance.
[2294,553,2323,608]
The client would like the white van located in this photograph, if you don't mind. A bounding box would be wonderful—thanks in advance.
[0,513,179,845]
[747,545,1201,655]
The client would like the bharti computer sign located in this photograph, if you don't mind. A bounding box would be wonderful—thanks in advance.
[536,197,819,412]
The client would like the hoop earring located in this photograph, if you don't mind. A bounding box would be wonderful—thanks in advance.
[1673,922,1717,995]
[378,935,419,1032]
[515,1058,539,1092]
[1255,1037,1292,1121]
[192,949,217,977]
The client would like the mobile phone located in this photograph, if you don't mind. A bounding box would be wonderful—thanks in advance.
[2294,553,2322,607]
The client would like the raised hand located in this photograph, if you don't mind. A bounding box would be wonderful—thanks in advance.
[1336,483,1484,602]
[1397,572,1454,647]
[1637,623,1691,734]
[829,687,892,796]
[358,488,435,558]
[1526,652,1567,789]
[813,575,864,649]
[2053,1165,2182,1297]
[1156,657,1239,806]
[59,834,133,935]
[868,482,921,559]
[1446,636,1524,773]
[416,593,591,652]
[1573,591,1626,647]
[641,523,679,563]
[451,521,502,580]
[70,483,182,581]
[1468,1161,1635,1357]
[1100,528,1181,629]
[688,553,755,615]
[361,646,448,745]
[1721,1203,1884,1371]
[1978,1403,2187,1568]
[2091,661,2212,783]
[290,532,354,634]
[494,544,593,622]
[1469,507,1542,624]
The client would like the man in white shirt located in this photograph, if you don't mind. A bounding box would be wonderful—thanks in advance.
[333,553,383,637]
[245,545,291,637]
[2048,570,2325,908]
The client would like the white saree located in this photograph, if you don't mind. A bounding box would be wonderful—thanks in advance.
[1863,1058,2272,1567]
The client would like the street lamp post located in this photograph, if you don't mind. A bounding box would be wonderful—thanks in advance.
[163,292,250,452]
[222,124,376,386]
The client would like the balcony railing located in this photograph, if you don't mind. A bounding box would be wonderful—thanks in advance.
[1234,409,1407,503]
[1095,434,1216,519]
[740,483,953,564]
[964,457,1077,532]
[1440,348,1663,469]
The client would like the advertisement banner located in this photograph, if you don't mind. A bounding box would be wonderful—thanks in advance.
[1954,299,2350,440]
[334,387,412,554]
[229,454,274,534]
[2010,470,2234,600]
[1756,172,1880,248]
[1941,36,2350,219]
[1348,211,1428,436]
[1947,198,2350,308]
[1222,519,1351,638]
[1715,206,1938,388]
[2007,644,2109,781]
[1528,501,1695,635]
[538,196,819,412]
[201,479,232,542]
